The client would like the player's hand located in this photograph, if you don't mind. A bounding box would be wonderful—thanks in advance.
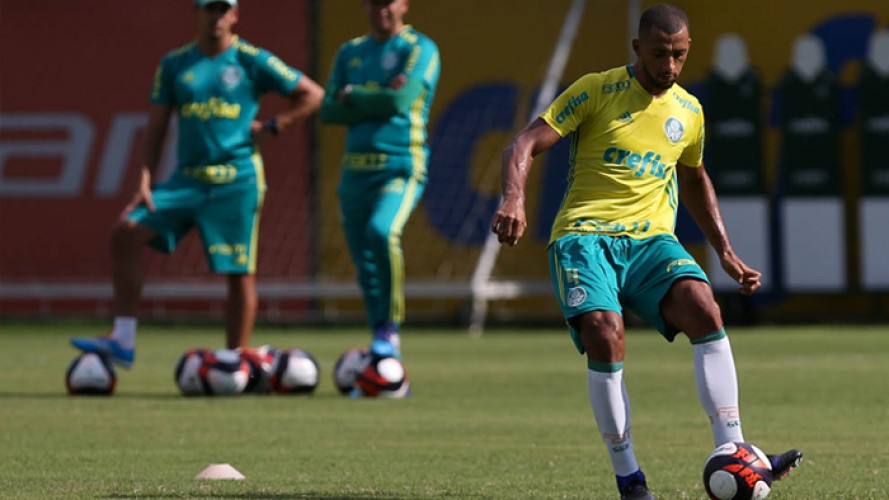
[737,269,762,295]
[389,74,407,90]
[120,168,155,220]
[491,198,527,247]
[720,252,762,296]
[250,120,272,142]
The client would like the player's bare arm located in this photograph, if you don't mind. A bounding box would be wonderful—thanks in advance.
[493,118,561,246]
[125,104,173,217]
[676,162,761,295]
[252,76,324,141]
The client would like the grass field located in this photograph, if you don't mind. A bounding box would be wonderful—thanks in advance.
[1,322,887,499]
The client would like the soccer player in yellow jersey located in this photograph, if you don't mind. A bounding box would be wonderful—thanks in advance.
[492,4,801,499]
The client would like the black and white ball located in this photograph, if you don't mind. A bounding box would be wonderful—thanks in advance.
[174,348,210,396]
[703,442,773,500]
[198,349,250,396]
[242,345,279,394]
[270,348,320,395]
[333,347,371,394]
[356,356,410,398]
[66,352,116,395]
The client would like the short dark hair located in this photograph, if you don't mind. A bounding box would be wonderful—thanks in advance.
[638,3,689,37]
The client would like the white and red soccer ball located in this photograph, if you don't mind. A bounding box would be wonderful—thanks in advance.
[174,348,249,396]
[66,352,116,395]
[333,347,409,398]
[356,355,410,398]
[269,348,320,395]
[176,346,319,396]
[703,442,773,500]
[333,347,372,395]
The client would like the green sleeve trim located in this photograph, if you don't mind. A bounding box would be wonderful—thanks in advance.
[587,360,624,373]
[346,78,426,118]
[690,328,727,345]
[319,96,374,125]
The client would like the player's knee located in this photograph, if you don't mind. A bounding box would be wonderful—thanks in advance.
[680,297,723,336]
[574,311,624,351]
[695,302,723,333]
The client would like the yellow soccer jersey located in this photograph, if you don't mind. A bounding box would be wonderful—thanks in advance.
[541,65,705,243]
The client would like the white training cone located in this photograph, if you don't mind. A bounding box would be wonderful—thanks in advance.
[195,463,246,480]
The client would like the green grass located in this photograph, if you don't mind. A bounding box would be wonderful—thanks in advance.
[1,323,887,499]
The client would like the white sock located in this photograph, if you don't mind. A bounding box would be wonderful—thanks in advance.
[111,316,137,349]
[693,333,744,446]
[587,366,639,476]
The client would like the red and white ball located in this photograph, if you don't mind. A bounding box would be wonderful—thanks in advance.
[174,348,210,396]
[270,348,320,395]
[333,347,372,395]
[241,345,279,394]
[703,442,773,500]
[66,352,116,395]
[356,356,410,398]
[198,349,250,396]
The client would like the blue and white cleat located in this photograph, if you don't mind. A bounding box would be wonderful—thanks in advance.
[71,336,134,368]
[369,339,396,359]
[372,323,401,358]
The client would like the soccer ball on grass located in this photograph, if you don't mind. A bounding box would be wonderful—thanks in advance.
[703,441,773,500]
[355,355,410,398]
[270,348,320,394]
[66,352,116,395]
[241,345,279,394]
[198,349,250,396]
[333,347,371,394]
[174,348,210,396]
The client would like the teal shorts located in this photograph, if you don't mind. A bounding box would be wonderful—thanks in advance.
[127,176,266,274]
[548,233,710,352]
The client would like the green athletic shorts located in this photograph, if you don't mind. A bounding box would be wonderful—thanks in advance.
[127,177,266,274]
[548,233,710,352]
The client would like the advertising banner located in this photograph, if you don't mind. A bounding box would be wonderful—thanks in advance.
[1,1,314,314]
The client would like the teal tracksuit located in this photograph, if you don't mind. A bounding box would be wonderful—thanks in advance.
[320,25,440,331]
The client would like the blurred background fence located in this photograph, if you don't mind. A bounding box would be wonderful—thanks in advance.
[1,0,887,328]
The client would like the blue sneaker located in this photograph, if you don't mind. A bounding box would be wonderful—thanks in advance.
[71,336,134,368]
[372,322,401,358]
[617,470,654,500]
[369,339,396,359]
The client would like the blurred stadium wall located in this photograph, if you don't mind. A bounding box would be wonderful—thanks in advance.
[1,0,887,325]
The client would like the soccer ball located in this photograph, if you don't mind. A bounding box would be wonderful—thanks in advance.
[66,352,116,395]
[198,349,250,396]
[241,345,279,394]
[703,442,773,500]
[174,348,210,396]
[356,356,410,398]
[270,348,320,394]
[333,347,371,394]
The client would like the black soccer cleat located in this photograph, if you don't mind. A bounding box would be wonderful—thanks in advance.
[768,449,803,480]
[617,470,655,500]
[620,482,655,500]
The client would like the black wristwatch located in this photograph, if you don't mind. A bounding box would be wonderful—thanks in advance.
[263,117,279,136]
